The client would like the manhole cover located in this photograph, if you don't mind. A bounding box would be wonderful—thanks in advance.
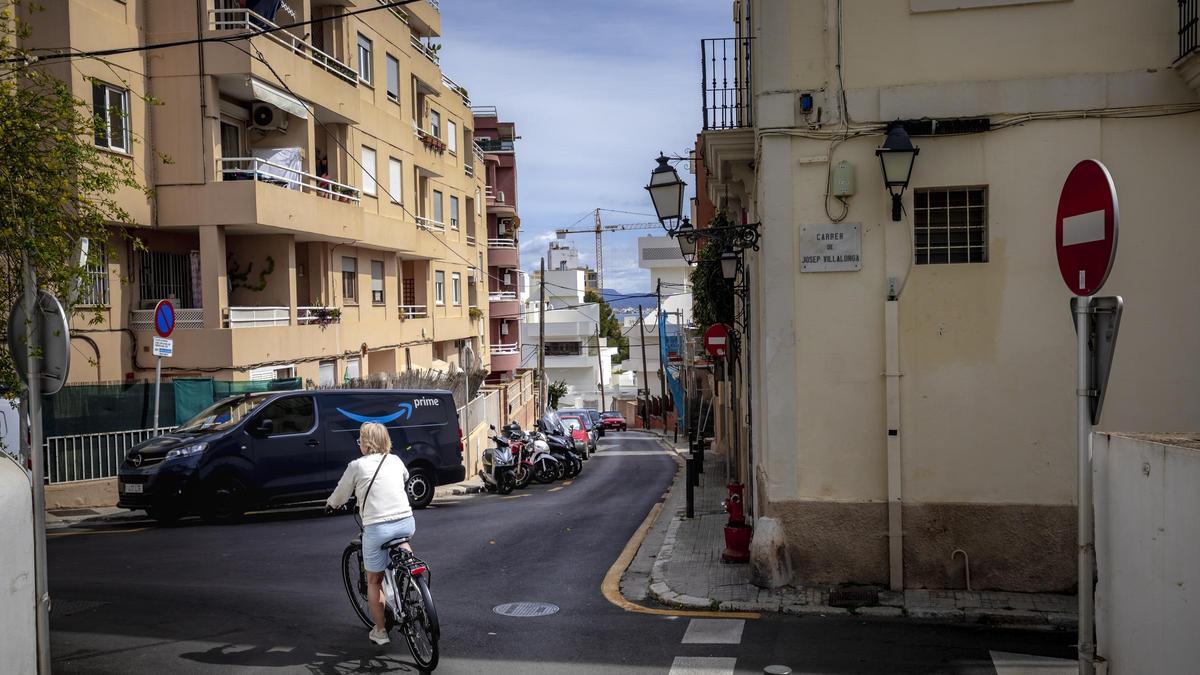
[492,602,560,617]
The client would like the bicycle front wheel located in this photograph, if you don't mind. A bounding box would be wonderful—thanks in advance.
[400,572,440,670]
[340,542,373,628]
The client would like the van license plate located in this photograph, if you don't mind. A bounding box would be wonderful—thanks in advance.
[124,483,143,494]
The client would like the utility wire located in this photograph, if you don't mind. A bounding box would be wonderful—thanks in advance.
[6,0,422,65]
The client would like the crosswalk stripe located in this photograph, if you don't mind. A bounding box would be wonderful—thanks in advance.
[990,650,1076,674]
[668,656,737,675]
[681,619,744,644]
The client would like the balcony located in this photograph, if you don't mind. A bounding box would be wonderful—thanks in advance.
[211,8,356,85]
[399,304,428,319]
[489,291,519,319]
[475,138,514,153]
[489,342,521,373]
[487,237,519,268]
[410,34,439,65]
[224,306,290,328]
[701,37,754,131]
[442,73,471,106]
[1176,0,1200,95]
[130,308,204,331]
[297,306,342,326]
[218,157,361,204]
[417,216,446,233]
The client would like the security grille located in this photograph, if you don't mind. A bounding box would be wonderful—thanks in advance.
[80,249,110,306]
[139,251,195,307]
[914,186,988,265]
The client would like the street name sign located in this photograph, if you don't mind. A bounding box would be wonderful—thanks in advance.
[152,337,174,358]
[800,223,861,272]
[153,299,176,338]
[1056,159,1118,296]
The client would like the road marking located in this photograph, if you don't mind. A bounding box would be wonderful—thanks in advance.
[600,501,759,620]
[47,527,150,538]
[668,656,737,675]
[591,450,672,457]
[990,651,1076,674]
[681,619,744,644]
[563,480,574,485]
[548,487,563,492]
[500,494,530,500]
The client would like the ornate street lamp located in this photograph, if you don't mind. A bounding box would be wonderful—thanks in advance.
[676,217,697,263]
[875,125,920,221]
[644,153,685,225]
[720,249,739,281]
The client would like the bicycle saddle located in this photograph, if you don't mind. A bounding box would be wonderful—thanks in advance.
[381,536,411,550]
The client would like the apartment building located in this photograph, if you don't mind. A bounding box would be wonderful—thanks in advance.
[699,0,1200,593]
[616,237,692,400]
[473,107,522,382]
[26,0,491,385]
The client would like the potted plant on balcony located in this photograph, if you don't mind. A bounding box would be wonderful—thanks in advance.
[311,306,341,328]
[468,307,483,321]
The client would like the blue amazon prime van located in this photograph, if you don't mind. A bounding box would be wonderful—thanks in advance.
[117,389,465,523]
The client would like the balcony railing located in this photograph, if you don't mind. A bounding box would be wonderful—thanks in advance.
[378,0,410,24]
[130,308,203,330]
[218,157,362,204]
[1181,0,1199,60]
[225,306,290,328]
[417,216,446,233]
[426,0,440,9]
[489,291,517,302]
[464,164,474,177]
[472,142,487,165]
[471,105,498,117]
[210,8,357,85]
[399,304,428,319]
[442,73,470,106]
[466,233,477,245]
[701,37,754,130]
[474,138,514,153]
[487,237,517,249]
[297,306,341,325]
[490,343,519,355]
[410,34,439,64]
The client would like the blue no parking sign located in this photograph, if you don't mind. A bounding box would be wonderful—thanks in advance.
[153,300,175,338]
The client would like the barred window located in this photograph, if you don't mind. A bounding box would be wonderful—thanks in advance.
[914,186,988,265]
[80,249,110,306]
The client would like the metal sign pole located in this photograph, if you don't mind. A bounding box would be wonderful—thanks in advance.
[21,253,51,675]
[1074,295,1096,675]
[153,356,162,431]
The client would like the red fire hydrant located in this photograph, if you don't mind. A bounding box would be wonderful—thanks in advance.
[722,482,752,563]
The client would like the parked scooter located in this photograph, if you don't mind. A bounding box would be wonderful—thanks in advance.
[479,426,516,494]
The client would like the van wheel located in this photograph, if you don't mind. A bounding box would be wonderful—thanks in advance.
[201,476,248,523]
[406,469,435,509]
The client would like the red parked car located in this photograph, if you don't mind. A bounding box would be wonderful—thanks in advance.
[600,411,627,432]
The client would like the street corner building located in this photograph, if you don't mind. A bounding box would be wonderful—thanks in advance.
[22,0,525,386]
[697,0,1200,593]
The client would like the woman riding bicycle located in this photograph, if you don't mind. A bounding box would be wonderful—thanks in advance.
[326,422,415,646]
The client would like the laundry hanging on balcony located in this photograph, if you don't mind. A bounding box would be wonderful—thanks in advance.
[251,147,302,190]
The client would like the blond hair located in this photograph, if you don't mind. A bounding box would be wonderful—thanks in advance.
[359,422,392,455]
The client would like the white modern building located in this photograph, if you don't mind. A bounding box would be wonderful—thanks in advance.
[615,237,692,400]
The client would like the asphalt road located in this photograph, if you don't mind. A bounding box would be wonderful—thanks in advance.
[47,432,1074,674]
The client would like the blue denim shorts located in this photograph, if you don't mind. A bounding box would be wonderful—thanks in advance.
[362,516,416,572]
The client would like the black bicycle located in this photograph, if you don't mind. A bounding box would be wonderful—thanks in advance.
[341,534,440,671]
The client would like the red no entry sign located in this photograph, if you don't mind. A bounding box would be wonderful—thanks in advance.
[153,299,176,338]
[704,323,731,358]
[1056,159,1118,296]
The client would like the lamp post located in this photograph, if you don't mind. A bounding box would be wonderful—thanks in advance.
[875,125,920,221]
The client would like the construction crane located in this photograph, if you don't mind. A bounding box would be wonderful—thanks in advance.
[554,208,661,290]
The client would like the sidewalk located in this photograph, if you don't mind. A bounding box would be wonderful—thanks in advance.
[44,478,486,530]
[625,432,1078,631]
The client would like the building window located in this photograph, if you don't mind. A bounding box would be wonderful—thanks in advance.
[449,196,459,229]
[432,189,443,224]
[451,272,461,305]
[81,248,110,306]
[361,146,376,196]
[342,256,358,302]
[475,187,482,216]
[385,54,399,103]
[447,120,457,153]
[319,360,337,387]
[344,357,361,382]
[139,251,195,308]
[545,341,581,356]
[92,81,130,153]
[914,186,988,265]
[388,157,402,204]
[357,34,373,84]
[370,260,385,305]
[434,271,445,305]
[430,109,441,138]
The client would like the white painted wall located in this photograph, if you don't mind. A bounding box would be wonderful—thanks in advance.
[1094,433,1200,675]
[0,455,36,675]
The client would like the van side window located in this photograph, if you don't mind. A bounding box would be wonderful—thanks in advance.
[259,396,315,435]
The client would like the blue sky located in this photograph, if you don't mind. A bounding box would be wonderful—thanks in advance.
[437,1,731,293]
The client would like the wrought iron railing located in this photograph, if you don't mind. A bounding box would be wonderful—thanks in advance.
[474,138,514,153]
[1181,0,1199,60]
[701,37,754,130]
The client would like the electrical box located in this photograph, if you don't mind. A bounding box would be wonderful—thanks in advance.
[831,160,855,197]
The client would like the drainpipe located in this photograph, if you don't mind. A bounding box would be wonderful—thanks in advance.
[885,297,903,591]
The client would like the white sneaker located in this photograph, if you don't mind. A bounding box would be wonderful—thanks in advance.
[369,627,390,645]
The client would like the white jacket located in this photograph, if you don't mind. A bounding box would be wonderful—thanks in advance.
[326,453,413,526]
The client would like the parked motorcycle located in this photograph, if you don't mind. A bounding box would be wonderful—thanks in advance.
[479,426,516,494]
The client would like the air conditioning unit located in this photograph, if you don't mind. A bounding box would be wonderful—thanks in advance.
[500,322,509,336]
[250,103,288,132]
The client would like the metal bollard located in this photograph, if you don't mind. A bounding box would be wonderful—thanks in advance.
[685,457,695,519]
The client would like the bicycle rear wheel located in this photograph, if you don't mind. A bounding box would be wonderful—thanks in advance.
[400,572,440,670]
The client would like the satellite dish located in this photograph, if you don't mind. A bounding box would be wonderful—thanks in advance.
[7,291,71,396]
